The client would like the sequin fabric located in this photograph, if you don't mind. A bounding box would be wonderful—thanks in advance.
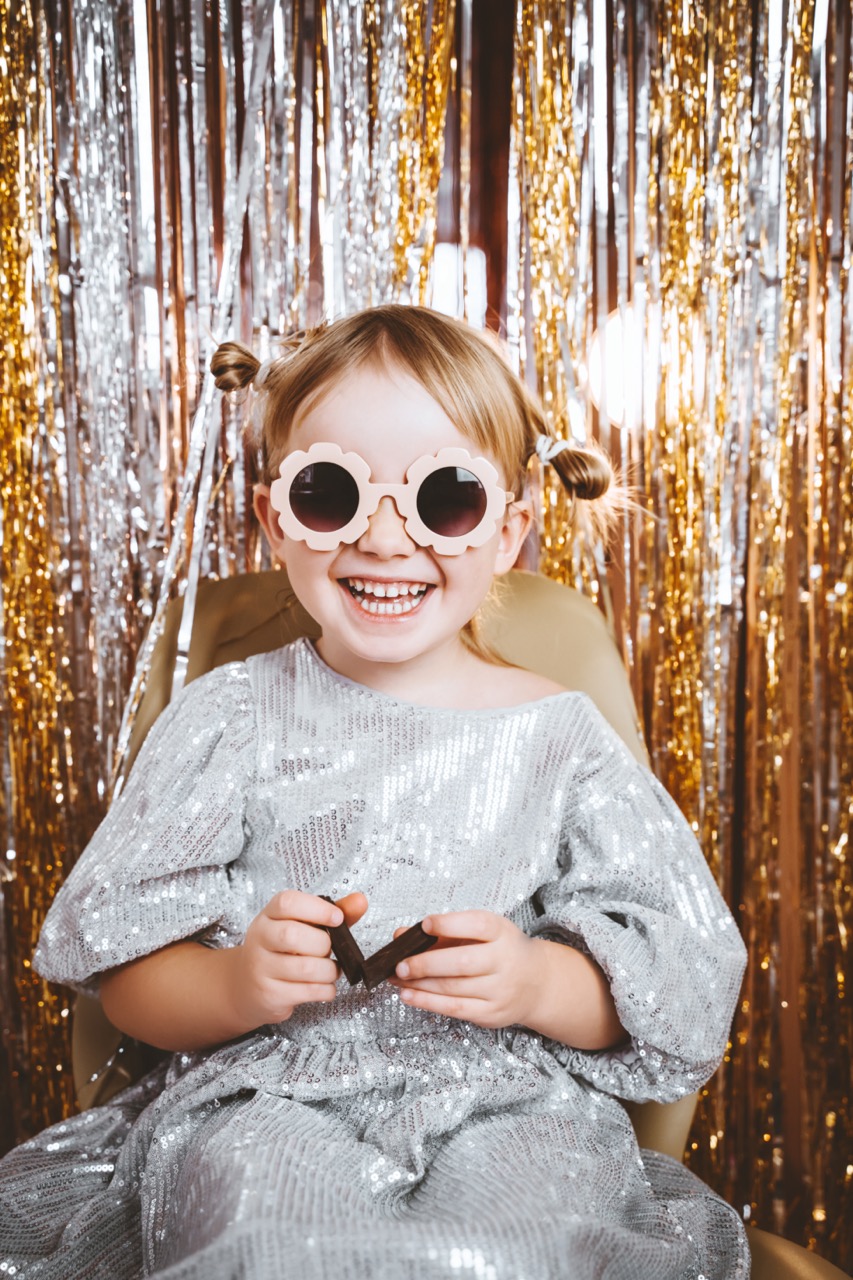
[0,639,749,1278]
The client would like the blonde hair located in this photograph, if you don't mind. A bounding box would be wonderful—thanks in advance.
[210,306,617,661]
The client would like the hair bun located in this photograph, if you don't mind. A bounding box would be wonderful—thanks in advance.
[555,446,611,500]
[210,340,261,392]
[537,437,612,500]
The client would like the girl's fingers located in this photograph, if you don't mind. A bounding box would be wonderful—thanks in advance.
[283,982,339,1006]
[260,917,334,959]
[265,889,344,928]
[420,911,500,943]
[394,986,488,1022]
[271,954,340,985]
[336,891,369,927]
[391,975,489,998]
[394,943,490,981]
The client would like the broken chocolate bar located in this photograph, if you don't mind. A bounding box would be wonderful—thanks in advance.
[318,897,438,990]
[360,922,437,991]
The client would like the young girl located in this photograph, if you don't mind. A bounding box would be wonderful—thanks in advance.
[0,306,749,1279]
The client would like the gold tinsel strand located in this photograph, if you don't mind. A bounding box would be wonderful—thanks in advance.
[646,0,707,828]
[741,0,814,1236]
[513,1,600,599]
[793,8,853,1257]
[680,0,754,1200]
[0,0,75,1135]
[813,11,853,1254]
[395,0,457,301]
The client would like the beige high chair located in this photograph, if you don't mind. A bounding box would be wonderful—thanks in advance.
[71,569,850,1280]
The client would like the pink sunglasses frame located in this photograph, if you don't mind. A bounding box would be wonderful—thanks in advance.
[268,442,515,556]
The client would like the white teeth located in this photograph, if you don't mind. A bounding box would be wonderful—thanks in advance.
[351,595,416,616]
[342,578,429,617]
[345,578,428,599]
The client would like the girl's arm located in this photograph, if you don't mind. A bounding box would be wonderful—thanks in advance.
[391,911,626,1050]
[101,939,266,1051]
[100,890,367,1051]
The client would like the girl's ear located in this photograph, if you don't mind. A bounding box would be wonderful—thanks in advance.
[492,500,534,576]
[253,485,289,565]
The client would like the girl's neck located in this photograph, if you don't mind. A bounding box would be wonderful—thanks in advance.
[314,632,495,709]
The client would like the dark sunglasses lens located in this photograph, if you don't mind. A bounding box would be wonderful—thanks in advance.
[289,462,360,533]
[417,467,488,538]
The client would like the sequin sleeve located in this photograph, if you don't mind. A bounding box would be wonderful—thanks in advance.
[517,696,747,1104]
[33,662,258,994]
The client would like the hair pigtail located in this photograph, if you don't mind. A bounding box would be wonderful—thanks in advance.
[533,433,629,545]
[210,341,261,392]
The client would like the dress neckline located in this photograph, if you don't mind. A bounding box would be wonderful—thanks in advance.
[300,637,575,718]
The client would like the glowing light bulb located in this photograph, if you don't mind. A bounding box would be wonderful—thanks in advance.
[430,243,487,328]
[587,307,637,426]
[588,305,706,429]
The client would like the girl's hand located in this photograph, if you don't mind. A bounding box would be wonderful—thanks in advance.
[389,910,540,1030]
[230,890,368,1027]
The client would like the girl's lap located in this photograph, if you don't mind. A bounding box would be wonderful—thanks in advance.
[0,1072,747,1280]
[161,1092,746,1277]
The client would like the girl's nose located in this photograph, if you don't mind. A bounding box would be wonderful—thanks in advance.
[356,495,417,558]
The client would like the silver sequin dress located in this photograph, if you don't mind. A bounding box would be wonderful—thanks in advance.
[0,638,750,1279]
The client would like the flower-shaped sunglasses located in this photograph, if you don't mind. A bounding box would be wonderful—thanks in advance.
[268,443,515,555]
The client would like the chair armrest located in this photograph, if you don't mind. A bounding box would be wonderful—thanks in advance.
[72,994,162,1110]
[748,1227,852,1279]
[625,1094,698,1162]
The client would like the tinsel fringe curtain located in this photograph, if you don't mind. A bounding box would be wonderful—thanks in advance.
[0,0,851,1269]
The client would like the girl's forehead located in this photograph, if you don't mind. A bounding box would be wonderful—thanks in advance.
[296,362,445,423]
[290,363,490,469]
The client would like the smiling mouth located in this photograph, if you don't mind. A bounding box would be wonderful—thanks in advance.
[341,578,432,615]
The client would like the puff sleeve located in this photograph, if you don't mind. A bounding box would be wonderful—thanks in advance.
[514,697,747,1104]
[34,662,258,995]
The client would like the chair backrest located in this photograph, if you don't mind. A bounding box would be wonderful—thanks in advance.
[73,568,696,1160]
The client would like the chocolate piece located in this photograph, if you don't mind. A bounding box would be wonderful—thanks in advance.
[319,895,366,985]
[318,897,438,990]
[360,922,437,991]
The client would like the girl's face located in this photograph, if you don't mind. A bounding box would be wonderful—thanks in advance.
[254,362,532,683]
